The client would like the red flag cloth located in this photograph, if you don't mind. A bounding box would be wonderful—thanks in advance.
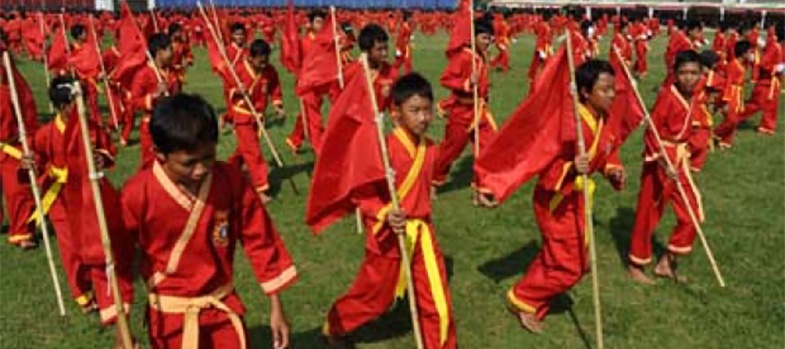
[21,16,44,60]
[68,18,101,80]
[305,68,385,234]
[47,25,69,73]
[203,20,230,81]
[608,48,645,145]
[111,2,148,89]
[445,0,472,58]
[474,47,574,203]
[280,0,302,75]
[295,12,338,95]
[1,50,39,138]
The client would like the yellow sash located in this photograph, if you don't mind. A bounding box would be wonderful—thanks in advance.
[148,284,245,349]
[28,166,68,226]
[0,142,22,160]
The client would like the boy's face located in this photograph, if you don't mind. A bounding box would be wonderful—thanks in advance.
[688,27,703,41]
[675,62,701,95]
[311,17,325,32]
[368,40,389,65]
[476,33,491,52]
[232,30,245,45]
[583,72,616,116]
[249,54,269,69]
[393,95,433,137]
[158,143,217,188]
[157,46,173,66]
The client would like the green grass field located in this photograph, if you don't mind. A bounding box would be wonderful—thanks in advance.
[1,30,784,349]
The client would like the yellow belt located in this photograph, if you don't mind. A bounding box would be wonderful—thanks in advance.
[28,166,68,226]
[394,219,450,346]
[148,284,245,349]
[0,142,22,160]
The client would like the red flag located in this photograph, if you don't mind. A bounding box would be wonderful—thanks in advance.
[22,16,44,60]
[47,25,69,73]
[111,2,148,89]
[2,51,39,135]
[305,68,385,234]
[280,0,302,75]
[203,18,230,81]
[608,49,645,145]
[68,17,101,80]
[295,12,338,95]
[445,0,472,58]
[474,47,574,203]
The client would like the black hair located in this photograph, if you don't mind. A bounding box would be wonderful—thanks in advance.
[341,22,353,35]
[49,75,77,110]
[734,40,752,59]
[148,33,171,57]
[618,20,628,30]
[575,60,614,103]
[777,21,785,42]
[70,24,86,40]
[674,49,701,72]
[249,39,271,57]
[168,22,182,36]
[581,20,594,37]
[358,24,388,52]
[474,19,494,36]
[685,20,703,33]
[699,49,719,69]
[230,22,245,34]
[402,10,411,21]
[392,73,433,106]
[308,9,326,23]
[150,93,218,154]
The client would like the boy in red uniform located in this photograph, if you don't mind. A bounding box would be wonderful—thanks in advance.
[628,50,704,284]
[323,73,457,349]
[663,21,702,87]
[130,33,181,169]
[713,40,754,149]
[227,39,285,204]
[168,23,194,85]
[527,17,553,88]
[689,50,724,172]
[344,24,399,112]
[105,94,296,349]
[433,20,498,207]
[394,10,414,74]
[1,43,38,249]
[505,60,627,333]
[740,24,783,135]
[490,12,511,73]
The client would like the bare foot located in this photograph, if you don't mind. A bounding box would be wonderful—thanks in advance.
[476,192,499,208]
[627,264,656,285]
[259,192,273,204]
[430,186,438,200]
[507,304,543,334]
[654,254,688,283]
[18,240,38,250]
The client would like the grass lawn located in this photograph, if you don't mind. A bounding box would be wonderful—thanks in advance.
[1,29,784,348]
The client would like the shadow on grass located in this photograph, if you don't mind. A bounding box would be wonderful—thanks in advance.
[608,206,667,268]
[249,325,330,349]
[436,154,475,195]
[477,241,540,283]
[268,160,315,198]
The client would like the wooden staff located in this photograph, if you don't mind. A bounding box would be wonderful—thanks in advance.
[150,10,160,33]
[39,13,54,114]
[469,1,480,161]
[330,6,344,88]
[613,47,726,287]
[88,15,120,130]
[565,32,604,349]
[196,1,298,195]
[71,81,135,349]
[208,0,224,45]
[360,53,424,349]
[3,52,67,317]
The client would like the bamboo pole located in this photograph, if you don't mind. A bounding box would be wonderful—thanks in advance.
[469,2,480,161]
[330,7,344,88]
[39,13,54,114]
[360,53,423,349]
[72,81,134,349]
[88,15,120,130]
[565,32,604,349]
[208,0,224,45]
[613,47,725,287]
[3,52,67,317]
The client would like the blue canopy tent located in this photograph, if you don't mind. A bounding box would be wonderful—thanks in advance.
[153,0,455,9]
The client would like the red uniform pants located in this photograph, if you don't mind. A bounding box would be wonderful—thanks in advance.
[490,46,510,72]
[228,122,269,193]
[433,102,496,192]
[741,79,781,134]
[507,186,588,320]
[49,195,92,301]
[286,84,339,155]
[629,161,702,265]
[714,94,745,147]
[1,154,35,244]
[325,225,457,349]
[120,91,136,143]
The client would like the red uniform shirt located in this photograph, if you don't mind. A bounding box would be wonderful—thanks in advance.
[131,63,182,116]
[440,47,490,102]
[644,85,693,163]
[228,60,284,124]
